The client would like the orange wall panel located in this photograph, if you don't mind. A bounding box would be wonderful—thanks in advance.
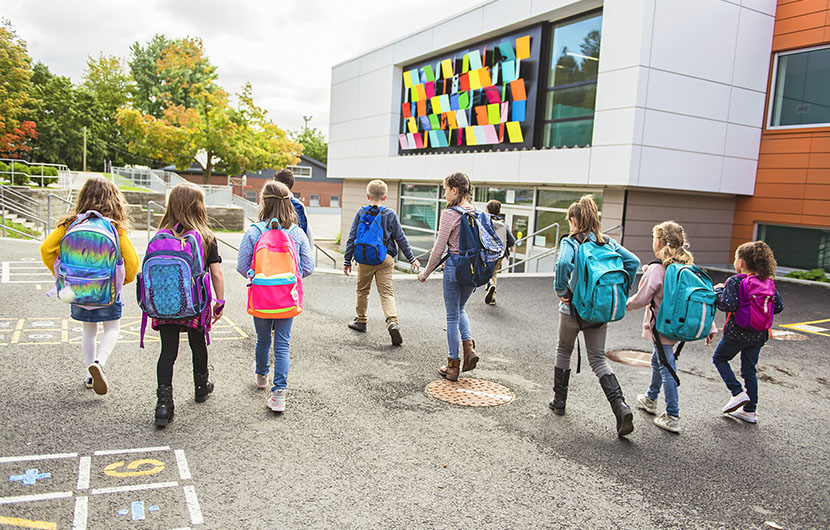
[773,27,826,50]
[775,11,827,35]
[776,0,827,20]
[759,136,813,153]
[807,168,830,183]
[805,184,830,199]
[754,182,807,199]
[757,152,811,168]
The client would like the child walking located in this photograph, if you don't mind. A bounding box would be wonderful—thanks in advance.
[148,183,225,427]
[237,181,314,413]
[550,195,640,437]
[484,200,516,305]
[626,221,716,434]
[40,177,138,395]
[713,241,784,424]
[344,179,420,345]
[274,168,314,249]
[417,172,483,380]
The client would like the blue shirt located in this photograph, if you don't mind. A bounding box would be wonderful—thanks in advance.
[554,233,641,315]
[344,206,416,265]
[236,222,315,279]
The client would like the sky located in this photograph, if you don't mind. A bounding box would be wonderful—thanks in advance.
[4,0,485,137]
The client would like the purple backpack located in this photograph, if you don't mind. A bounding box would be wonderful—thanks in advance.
[734,274,776,331]
[137,226,212,347]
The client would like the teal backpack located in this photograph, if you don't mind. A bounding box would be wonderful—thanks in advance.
[570,236,630,326]
[651,262,718,385]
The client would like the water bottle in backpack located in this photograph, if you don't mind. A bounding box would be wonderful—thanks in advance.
[246,219,304,319]
[734,274,776,331]
[353,206,387,266]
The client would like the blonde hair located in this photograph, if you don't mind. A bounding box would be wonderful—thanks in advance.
[652,221,694,265]
[736,241,777,281]
[366,180,388,200]
[259,180,298,227]
[444,172,471,208]
[158,183,214,259]
[567,195,603,243]
[60,177,130,232]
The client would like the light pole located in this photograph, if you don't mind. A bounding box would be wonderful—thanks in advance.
[302,115,312,130]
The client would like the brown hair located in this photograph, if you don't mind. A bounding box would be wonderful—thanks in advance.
[444,172,471,208]
[366,180,388,200]
[274,168,294,190]
[652,221,694,266]
[736,241,777,280]
[158,183,214,259]
[567,195,603,243]
[486,199,501,215]
[259,180,298,227]
[59,177,130,232]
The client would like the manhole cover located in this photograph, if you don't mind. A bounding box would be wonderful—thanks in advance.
[606,349,652,367]
[771,330,808,341]
[425,378,514,407]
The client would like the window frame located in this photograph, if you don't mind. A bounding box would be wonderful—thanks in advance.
[767,44,830,131]
[287,165,313,178]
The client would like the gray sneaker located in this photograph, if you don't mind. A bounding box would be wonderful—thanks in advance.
[267,389,286,412]
[654,412,681,433]
[728,407,758,424]
[637,393,657,415]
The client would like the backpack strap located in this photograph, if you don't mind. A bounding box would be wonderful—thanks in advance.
[649,299,681,386]
[266,218,282,231]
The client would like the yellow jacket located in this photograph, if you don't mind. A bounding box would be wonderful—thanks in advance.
[40,224,139,284]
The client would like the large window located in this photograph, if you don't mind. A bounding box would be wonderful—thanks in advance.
[533,189,603,248]
[543,12,602,147]
[769,45,830,128]
[399,184,442,261]
[758,224,830,270]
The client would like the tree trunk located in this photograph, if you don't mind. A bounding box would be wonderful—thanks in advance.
[203,153,213,185]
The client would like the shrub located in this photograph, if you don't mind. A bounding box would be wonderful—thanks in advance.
[786,268,829,283]
[9,163,29,186]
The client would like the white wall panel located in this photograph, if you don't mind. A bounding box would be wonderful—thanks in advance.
[519,149,590,184]
[329,77,359,124]
[720,157,758,195]
[645,70,732,121]
[482,0,533,35]
[357,68,394,119]
[357,114,395,141]
[741,0,776,16]
[642,110,727,156]
[594,66,648,111]
[588,145,638,186]
[724,123,762,160]
[331,60,360,85]
[592,107,645,146]
[598,0,655,73]
[732,7,775,91]
[432,9,485,53]
[639,147,723,191]
[727,86,767,127]
[393,30,434,64]
[472,151,521,182]
[359,46,394,75]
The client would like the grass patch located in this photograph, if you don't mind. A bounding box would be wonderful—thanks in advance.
[1,218,41,239]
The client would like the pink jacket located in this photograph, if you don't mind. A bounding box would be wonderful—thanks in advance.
[627,262,716,345]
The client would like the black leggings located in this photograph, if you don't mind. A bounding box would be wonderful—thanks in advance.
[157,325,208,386]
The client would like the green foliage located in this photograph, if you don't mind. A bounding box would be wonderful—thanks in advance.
[1,216,41,239]
[290,127,328,164]
[0,20,37,156]
[128,34,172,118]
[786,268,830,283]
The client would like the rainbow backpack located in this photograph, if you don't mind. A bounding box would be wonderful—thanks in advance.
[52,210,124,307]
[246,219,303,319]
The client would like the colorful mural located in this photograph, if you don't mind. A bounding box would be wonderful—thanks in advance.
[399,33,534,151]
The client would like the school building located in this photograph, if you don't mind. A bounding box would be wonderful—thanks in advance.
[328,0,827,271]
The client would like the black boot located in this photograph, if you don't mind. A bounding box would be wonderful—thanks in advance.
[154,385,174,427]
[548,368,571,416]
[599,373,634,437]
[194,371,214,403]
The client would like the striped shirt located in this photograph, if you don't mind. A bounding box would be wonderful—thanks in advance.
[421,204,476,278]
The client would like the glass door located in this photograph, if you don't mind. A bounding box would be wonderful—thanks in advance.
[505,212,529,273]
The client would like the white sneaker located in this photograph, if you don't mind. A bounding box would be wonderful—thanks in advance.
[267,389,286,412]
[636,394,657,415]
[728,407,758,424]
[87,362,108,395]
[722,391,750,414]
[255,374,268,389]
[653,412,681,433]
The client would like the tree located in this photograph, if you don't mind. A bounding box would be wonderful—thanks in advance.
[291,126,327,164]
[0,20,37,157]
[128,34,172,118]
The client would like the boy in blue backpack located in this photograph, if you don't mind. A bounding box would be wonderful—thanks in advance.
[627,221,716,434]
[274,168,314,249]
[344,180,420,345]
[550,195,640,437]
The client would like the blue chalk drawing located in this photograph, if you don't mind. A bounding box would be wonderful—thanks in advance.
[117,501,160,521]
[149,506,159,512]
[9,468,50,486]
[117,509,128,516]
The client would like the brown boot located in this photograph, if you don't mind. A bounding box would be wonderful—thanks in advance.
[462,339,478,372]
[439,357,460,381]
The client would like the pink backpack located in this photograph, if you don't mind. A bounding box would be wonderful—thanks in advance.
[734,274,776,331]
[246,220,303,319]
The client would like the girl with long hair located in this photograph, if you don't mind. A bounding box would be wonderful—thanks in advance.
[236,181,314,413]
[40,177,139,395]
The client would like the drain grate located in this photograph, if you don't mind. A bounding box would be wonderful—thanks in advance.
[771,329,809,341]
[606,349,652,367]
[425,378,514,407]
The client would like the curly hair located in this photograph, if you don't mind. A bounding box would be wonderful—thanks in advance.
[736,241,777,280]
[653,221,694,265]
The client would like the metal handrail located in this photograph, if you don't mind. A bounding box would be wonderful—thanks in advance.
[0,184,47,238]
[0,158,70,188]
[232,194,258,222]
[500,246,560,273]
[46,193,73,230]
[314,243,337,268]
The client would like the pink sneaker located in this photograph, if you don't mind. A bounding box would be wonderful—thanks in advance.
[255,373,268,389]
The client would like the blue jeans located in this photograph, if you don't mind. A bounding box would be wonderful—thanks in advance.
[443,256,475,359]
[647,343,680,418]
[712,338,761,413]
[253,317,294,391]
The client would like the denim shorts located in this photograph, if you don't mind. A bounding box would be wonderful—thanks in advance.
[70,302,122,322]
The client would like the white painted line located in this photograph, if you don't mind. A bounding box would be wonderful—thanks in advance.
[183,485,204,525]
[91,481,178,495]
[455,388,512,400]
[0,491,73,505]
[791,324,828,333]
[1,262,8,283]
[93,446,170,456]
[174,450,191,480]
[170,528,192,530]
[72,496,88,530]
[0,452,78,464]
[76,456,91,490]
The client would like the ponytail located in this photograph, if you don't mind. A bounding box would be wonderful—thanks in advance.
[653,221,694,266]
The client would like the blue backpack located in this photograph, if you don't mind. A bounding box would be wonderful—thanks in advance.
[353,206,387,266]
[290,197,308,233]
[570,235,630,325]
[443,206,504,288]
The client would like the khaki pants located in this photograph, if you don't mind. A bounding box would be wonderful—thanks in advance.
[489,257,504,290]
[355,255,398,326]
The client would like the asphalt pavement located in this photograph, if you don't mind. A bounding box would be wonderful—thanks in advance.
[0,236,828,529]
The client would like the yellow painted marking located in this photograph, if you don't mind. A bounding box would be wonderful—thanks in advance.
[223,316,249,338]
[104,458,165,478]
[61,319,67,342]
[10,319,24,344]
[781,318,830,337]
[0,515,57,529]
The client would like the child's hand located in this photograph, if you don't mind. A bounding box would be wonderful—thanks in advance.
[705,332,716,346]
[418,273,426,283]
[411,259,421,273]
[212,301,224,324]
[714,282,724,290]
[343,265,351,277]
